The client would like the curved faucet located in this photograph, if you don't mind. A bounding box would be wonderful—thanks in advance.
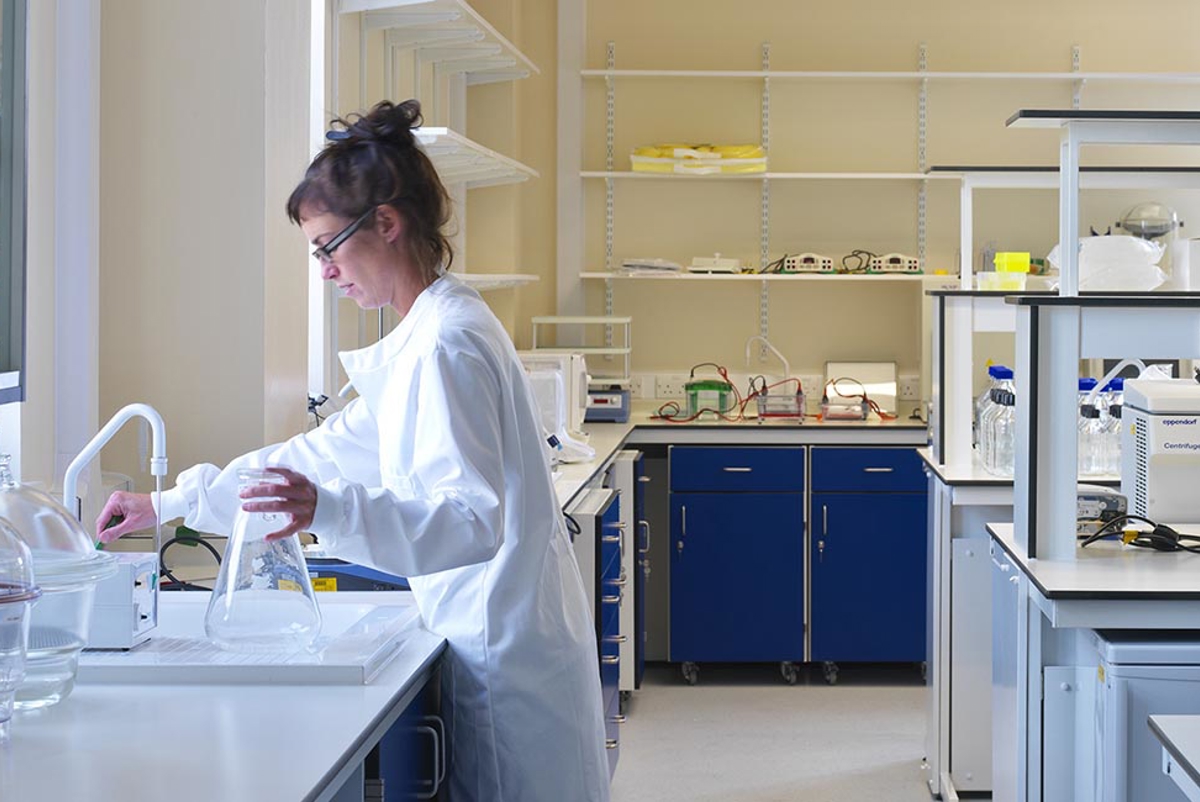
[744,336,791,382]
[63,403,168,521]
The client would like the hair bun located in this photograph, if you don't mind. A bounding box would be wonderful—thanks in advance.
[326,99,424,150]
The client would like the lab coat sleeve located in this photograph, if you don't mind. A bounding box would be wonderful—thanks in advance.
[154,396,380,534]
[308,345,506,577]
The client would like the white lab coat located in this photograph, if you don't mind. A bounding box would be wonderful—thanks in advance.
[159,274,610,801]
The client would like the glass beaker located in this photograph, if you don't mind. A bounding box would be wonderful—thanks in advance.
[0,516,41,741]
[204,470,321,653]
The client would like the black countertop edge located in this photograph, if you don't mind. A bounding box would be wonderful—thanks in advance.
[1007,294,1200,306]
[1149,718,1200,793]
[928,165,1200,174]
[987,524,1200,601]
[1007,109,1200,127]
[926,289,1055,298]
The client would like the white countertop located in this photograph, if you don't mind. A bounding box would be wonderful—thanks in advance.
[919,446,1119,488]
[988,522,1200,600]
[1151,716,1200,801]
[0,592,445,802]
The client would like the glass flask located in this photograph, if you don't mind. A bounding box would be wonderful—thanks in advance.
[204,470,321,653]
[0,455,116,709]
[0,516,40,741]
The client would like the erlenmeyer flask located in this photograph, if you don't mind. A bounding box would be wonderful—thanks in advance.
[204,469,321,653]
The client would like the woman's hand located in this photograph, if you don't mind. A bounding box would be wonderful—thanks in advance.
[240,466,318,542]
[95,492,158,543]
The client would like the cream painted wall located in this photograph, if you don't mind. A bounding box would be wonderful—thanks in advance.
[579,0,1200,387]
[98,1,310,493]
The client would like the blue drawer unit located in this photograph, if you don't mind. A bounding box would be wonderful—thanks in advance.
[671,446,806,493]
[669,446,805,684]
[810,447,927,493]
[809,447,928,681]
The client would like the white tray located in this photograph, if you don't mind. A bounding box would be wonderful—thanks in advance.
[77,593,422,685]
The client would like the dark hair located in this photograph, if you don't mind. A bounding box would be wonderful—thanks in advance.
[287,99,454,281]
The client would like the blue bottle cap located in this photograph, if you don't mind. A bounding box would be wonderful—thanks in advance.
[1078,378,1098,391]
[988,365,1010,379]
[1102,377,1125,392]
[993,367,1014,380]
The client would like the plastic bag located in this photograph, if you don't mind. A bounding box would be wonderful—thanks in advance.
[1047,236,1166,291]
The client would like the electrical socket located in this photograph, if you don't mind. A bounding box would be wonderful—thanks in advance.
[628,374,651,399]
[898,373,921,400]
[655,374,690,399]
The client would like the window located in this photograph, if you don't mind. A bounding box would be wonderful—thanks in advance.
[0,0,26,405]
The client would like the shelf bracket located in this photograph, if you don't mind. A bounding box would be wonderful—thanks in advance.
[759,43,772,350]
[1071,45,1084,110]
[604,42,616,353]
[917,44,928,270]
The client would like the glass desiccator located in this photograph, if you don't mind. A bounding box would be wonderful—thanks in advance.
[204,469,321,653]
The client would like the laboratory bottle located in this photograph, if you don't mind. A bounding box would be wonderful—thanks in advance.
[979,367,1015,470]
[1076,378,1102,477]
[1103,378,1125,476]
[204,470,322,653]
[988,391,1017,477]
[974,366,1007,448]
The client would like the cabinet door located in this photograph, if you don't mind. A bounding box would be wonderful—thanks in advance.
[669,492,804,662]
[377,669,443,800]
[810,492,926,663]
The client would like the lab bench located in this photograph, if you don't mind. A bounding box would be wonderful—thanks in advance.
[1151,716,1200,802]
[568,402,929,687]
[0,592,446,802]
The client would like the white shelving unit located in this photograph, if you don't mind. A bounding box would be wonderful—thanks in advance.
[581,69,1200,83]
[415,127,537,188]
[456,273,538,291]
[531,316,633,386]
[580,171,955,181]
[342,0,538,85]
[581,271,935,282]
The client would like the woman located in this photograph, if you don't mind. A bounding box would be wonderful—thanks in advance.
[97,99,611,801]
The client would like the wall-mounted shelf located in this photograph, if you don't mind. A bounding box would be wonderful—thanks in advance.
[343,0,538,85]
[582,69,1200,84]
[929,165,1200,190]
[581,271,938,283]
[581,171,961,181]
[456,273,538,291]
[531,316,633,385]
[415,127,537,188]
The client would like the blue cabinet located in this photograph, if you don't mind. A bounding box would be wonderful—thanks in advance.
[669,447,805,681]
[374,667,445,800]
[809,448,927,670]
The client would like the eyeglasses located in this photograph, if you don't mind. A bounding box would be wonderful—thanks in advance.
[312,208,374,264]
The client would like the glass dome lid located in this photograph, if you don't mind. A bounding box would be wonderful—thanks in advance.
[0,516,40,605]
[0,456,115,588]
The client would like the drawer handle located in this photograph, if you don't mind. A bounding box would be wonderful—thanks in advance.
[604,634,628,644]
[601,655,620,665]
[606,522,627,531]
[606,739,619,750]
[722,467,753,473]
[638,475,651,483]
[611,715,628,725]
[601,535,621,544]
[602,595,621,605]
[863,467,895,473]
[606,576,628,587]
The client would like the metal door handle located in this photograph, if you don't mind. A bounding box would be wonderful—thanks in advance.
[638,475,651,483]
[414,724,442,799]
[863,467,895,473]
[602,535,621,544]
[602,595,621,605]
[606,739,619,749]
[606,576,628,587]
[639,520,650,552]
[422,715,446,787]
[601,655,620,665]
[723,467,753,473]
[606,522,627,530]
[611,715,628,725]
[604,634,628,644]
[822,505,828,538]
[991,556,1010,572]
[681,505,686,538]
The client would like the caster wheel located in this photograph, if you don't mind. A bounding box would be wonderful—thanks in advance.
[780,662,799,685]
[681,662,699,686]
[822,661,839,686]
